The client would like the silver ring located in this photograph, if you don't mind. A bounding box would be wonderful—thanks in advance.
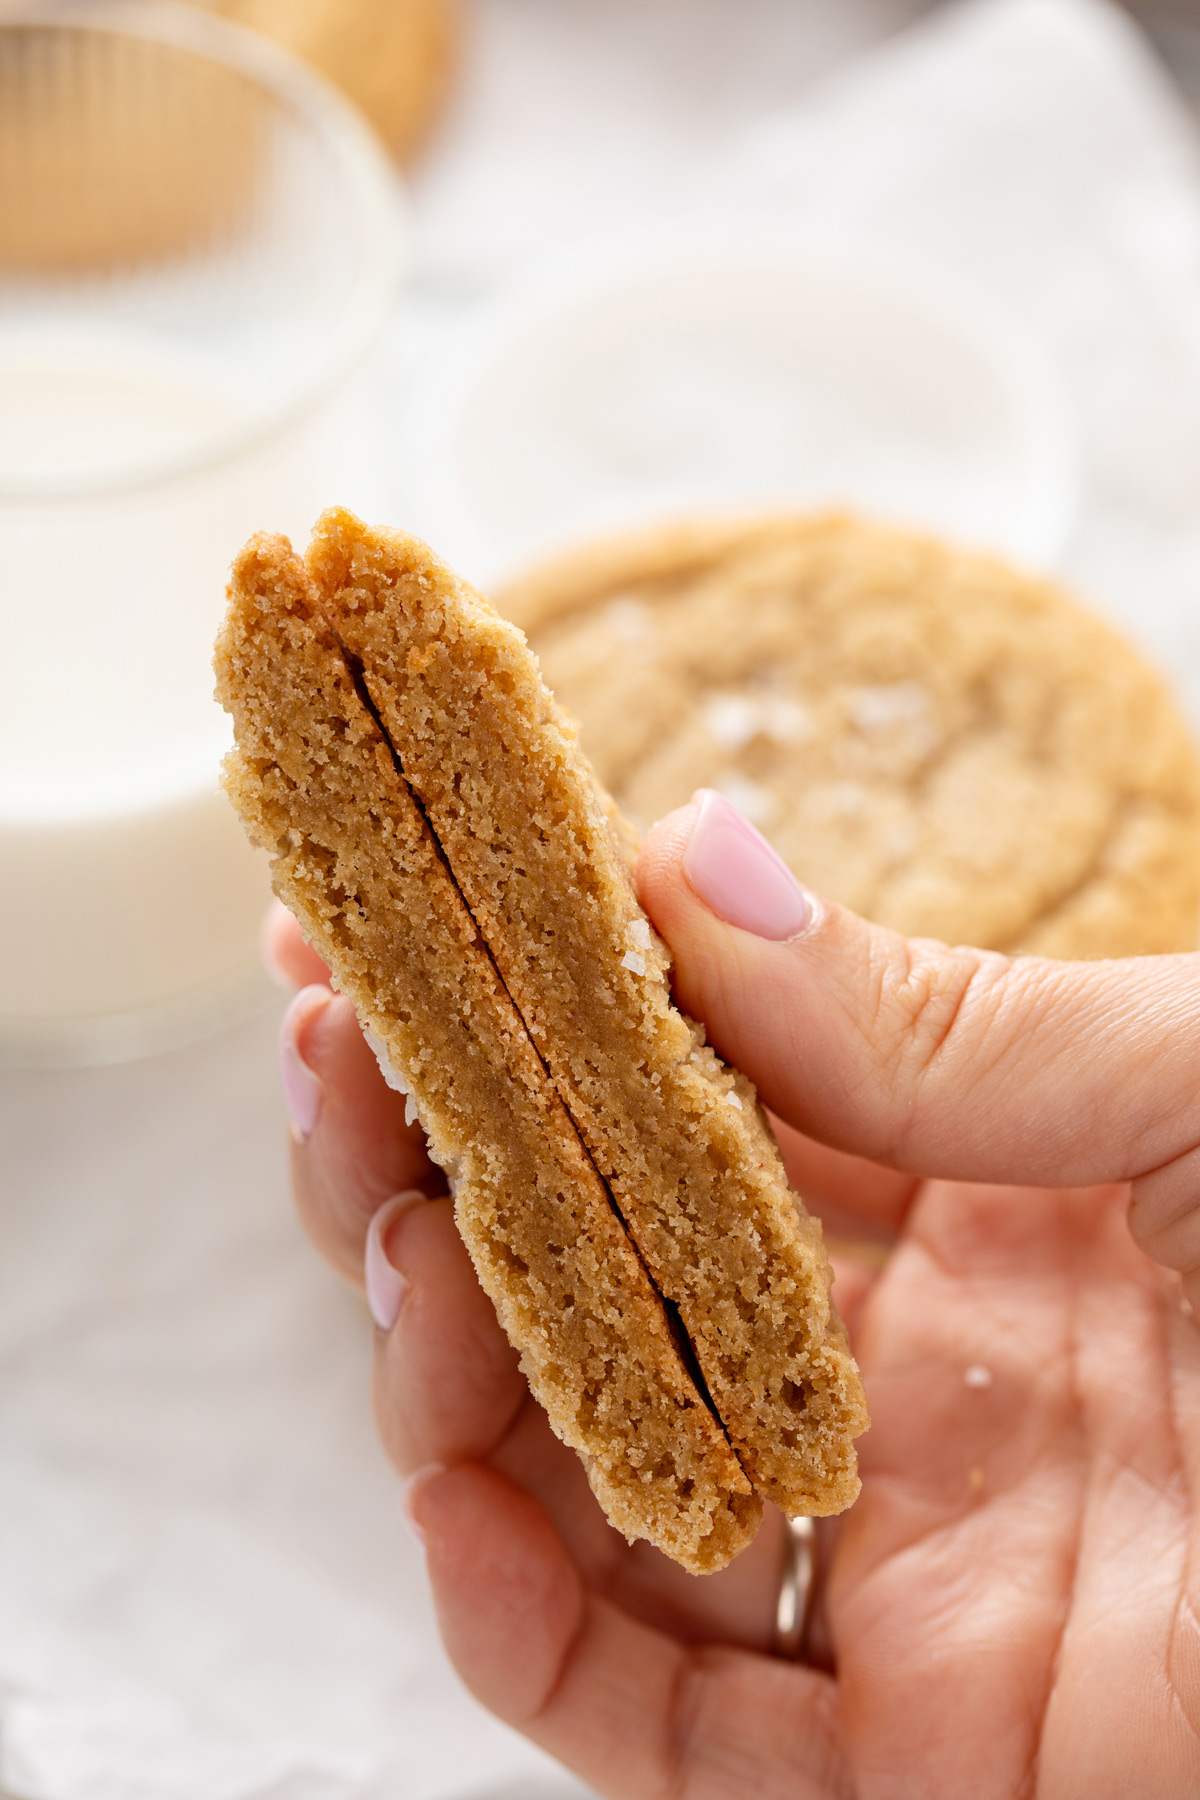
[774,1515,816,1659]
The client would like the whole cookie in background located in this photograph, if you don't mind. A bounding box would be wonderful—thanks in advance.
[0,26,261,271]
[200,0,456,160]
[500,516,1200,959]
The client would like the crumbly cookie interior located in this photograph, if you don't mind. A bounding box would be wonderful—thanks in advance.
[216,534,761,1574]
[304,508,868,1517]
[501,517,1200,959]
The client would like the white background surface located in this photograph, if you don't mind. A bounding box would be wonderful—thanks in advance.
[6,0,1200,1794]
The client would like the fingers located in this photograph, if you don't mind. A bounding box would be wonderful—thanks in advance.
[365,1188,795,1651]
[1128,1149,1200,1315]
[281,986,439,1281]
[367,1193,526,1473]
[830,1176,1184,1798]
[263,898,332,990]
[411,1462,847,1800]
[771,1111,916,1241]
[365,1188,622,1576]
[364,1190,618,1567]
[638,791,1200,1199]
[277,957,844,1653]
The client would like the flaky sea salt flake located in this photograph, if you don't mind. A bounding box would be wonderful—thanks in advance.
[704,693,758,750]
[621,950,646,976]
[849,682,929,733]
[363,1024,409,1095]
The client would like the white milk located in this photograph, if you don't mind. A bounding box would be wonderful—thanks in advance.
[0,4,403,1065]
[0,340,362,1063]
[0,346,245,793]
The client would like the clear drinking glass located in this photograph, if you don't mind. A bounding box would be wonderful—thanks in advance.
[0,1,405,1066]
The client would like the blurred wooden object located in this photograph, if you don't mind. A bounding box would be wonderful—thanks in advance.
[199,0,457,160]
[0,23,261,272]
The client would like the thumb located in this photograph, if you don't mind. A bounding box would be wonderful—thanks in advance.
[637,791,1200,1284]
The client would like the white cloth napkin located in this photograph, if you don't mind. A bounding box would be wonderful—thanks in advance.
[0,1010,589,1800]
[6,1,1200,1794]
[715,0,1200,726]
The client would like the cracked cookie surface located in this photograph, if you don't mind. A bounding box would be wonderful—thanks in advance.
[215,532,760,1574]
[502,516,1200,959]
[216,513,869,1571]
[304,509,867,1520]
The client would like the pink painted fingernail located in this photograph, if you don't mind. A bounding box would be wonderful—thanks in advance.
[365,1193,425,1331]
[400,1462,446,1550]
[279,987,328,1141]
[683,789,812,940]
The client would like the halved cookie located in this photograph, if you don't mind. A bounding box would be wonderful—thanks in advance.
[216,511,868,1568]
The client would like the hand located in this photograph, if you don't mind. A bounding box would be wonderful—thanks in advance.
[269,789,1200,1799]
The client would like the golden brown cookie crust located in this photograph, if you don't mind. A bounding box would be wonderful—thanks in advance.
[216,533,760,1574]
[501,515,1200,960]
[0,29,262,271]
[304,510,867,1519]
[216,511,868,1567]
[204,0,457,161]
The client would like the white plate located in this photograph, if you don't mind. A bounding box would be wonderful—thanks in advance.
[399,231,1077,586]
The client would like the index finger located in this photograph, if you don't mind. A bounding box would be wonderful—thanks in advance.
[411,1462,847,1800]
[772,1112,917,1240]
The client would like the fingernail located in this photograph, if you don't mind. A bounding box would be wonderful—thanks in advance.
[683,789,812,940]
[279,987,328,1141]
[400,1462,446,1551]
[364,1192,424,1331]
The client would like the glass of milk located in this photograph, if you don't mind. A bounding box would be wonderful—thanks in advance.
[0,3,404,1065]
